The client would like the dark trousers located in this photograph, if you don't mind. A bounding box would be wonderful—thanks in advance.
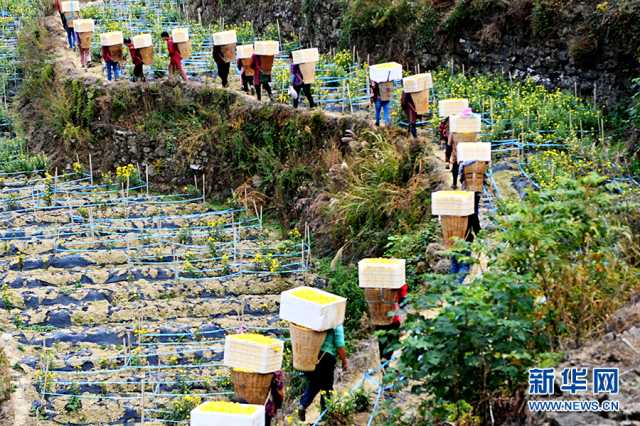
[133,63,144,81]
[66,27,75,48]
[241,74,253,92]
[452,162,460,187]
[450,255,471,283]
[445,142,453,163]
[255,81,273,101]
[408,122,417,138]
[293,84,315,108]
[375,323,401,361]
[300,352,336,410]
[217,61,230,87]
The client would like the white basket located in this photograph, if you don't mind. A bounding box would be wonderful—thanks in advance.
[292,48,319,64]
[431,191,475,216]
[223,334,284,374]
[100,31,123,47]
[60,1,80,12]
[457,142,491,162]
[358,258,406,289]
[236,44,254,59]
[73,19,94,33]
[438,98,469,118]
[450,113,481,133]
[402,73,432,93]
[279,286,346,331]
[191,402,265,426]
[213,30,237,46]
[132,33,152,49]
[172,28,189,43]
[369,62,402,82]
[254,40,279,56]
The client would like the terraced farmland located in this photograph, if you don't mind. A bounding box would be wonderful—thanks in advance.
[0,168,311,424]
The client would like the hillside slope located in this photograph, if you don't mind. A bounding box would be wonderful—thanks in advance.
[188,0,639,106]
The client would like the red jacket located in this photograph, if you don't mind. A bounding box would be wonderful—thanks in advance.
[213,45,225,65]
[401,92,418,123]
[166,39,182,65]
[438,119,449,142]
[127,44,143,66]
[101,46,112,62]
[392,283,409,325]
[54,0,61,12]
[370,82,380,102]
[250,54,261,86]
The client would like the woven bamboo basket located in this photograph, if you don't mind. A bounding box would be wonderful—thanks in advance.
[78,32,92,49]
[453,132,479,143]
[462,162,488,192]
[221,43,236,62]
[364,288,399,325]
[139,46,153,65]
[260,55,274,73]
[441,215,469,248]
[412,90,430,115]
[231,370,273,405]
[240,58,254,76]
[379,82,394,101]
[108,45,123,62]
[289,323,327,371]
[299,62,316,84]
[177,40,191,59]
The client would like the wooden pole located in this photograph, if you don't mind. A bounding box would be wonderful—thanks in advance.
[202,174,206,203]
[88,154,93,186]
[145,164,149,197]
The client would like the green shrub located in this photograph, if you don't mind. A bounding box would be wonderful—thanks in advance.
[326,132,438,256]
[395,272,550,422]
[531,0,557,36]
[384,224,438,286]
[340,0,417,47]
[494,173,640,345]
[416,5,441,50]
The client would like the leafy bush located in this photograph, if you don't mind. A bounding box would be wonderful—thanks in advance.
[415,4,441,50]
[396,271,549,422]
[531,0,557,36]
[161,395,202,422]
[323,387,371,425]
[340,0,417,47]
[494,173,640,345]
[326,131,439,256]
[384,224,438,286]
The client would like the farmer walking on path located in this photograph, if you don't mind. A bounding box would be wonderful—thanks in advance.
[162,31,188,81]
[124,38,145,81]
[298,324,348,421]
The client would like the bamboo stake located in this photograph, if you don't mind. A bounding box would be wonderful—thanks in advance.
[89,207,95,239]
[202,174,206,203]
[232,211,237,262]
[88,154,93,186]
[569,110,573,133]
[145,164,149,197]
[277,19,281,46]
[140,377,146,425]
